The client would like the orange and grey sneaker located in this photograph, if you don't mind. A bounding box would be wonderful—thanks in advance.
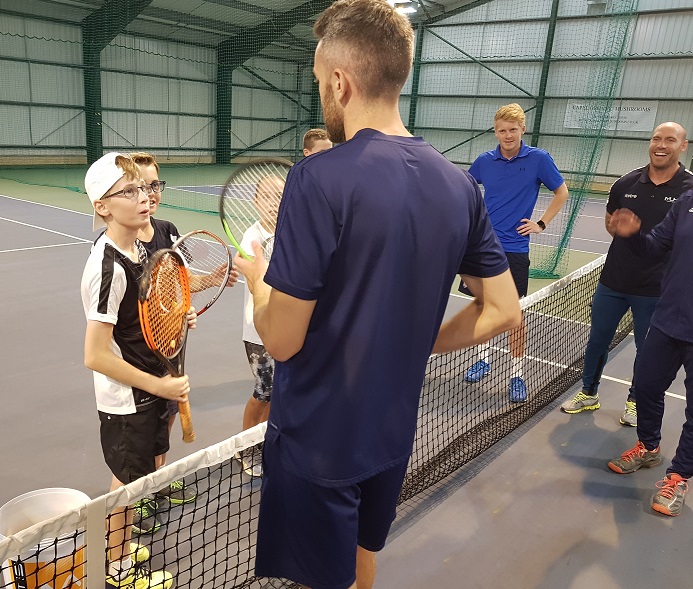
[608,440,661,474]
[652,473,689,517]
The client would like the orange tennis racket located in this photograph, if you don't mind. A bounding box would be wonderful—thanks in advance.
[138,248,195,443]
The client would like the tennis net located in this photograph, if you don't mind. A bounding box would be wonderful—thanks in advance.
[0,254,632,589]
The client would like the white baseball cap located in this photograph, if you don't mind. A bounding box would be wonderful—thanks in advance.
[84,152,127,231]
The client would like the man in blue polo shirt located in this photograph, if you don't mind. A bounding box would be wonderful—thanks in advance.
[463,103,569,402]
[606,188,693,517]
[233,2,521,588]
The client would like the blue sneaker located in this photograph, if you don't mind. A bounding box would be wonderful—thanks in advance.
[464,360,491,383]
[509,377,527,402]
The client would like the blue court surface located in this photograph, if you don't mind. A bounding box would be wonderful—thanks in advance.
[0,190,690,589]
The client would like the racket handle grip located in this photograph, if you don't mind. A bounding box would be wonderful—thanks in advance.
[178,400,196,443]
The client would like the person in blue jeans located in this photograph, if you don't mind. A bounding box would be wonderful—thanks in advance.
[463,103,569,402]
[606,187,693,517]
[561,122,691,426]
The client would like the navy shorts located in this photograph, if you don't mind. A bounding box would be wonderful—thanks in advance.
[255,424,409,589]
[505,252,530,297]
[99,399,169,484]
[459,251,529,298]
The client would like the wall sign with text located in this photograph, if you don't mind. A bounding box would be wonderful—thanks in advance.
[563,100,659,132]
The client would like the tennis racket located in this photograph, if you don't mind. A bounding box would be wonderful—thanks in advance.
[171,230,233,316]
[138,249,195,443]
[219,158,292,260]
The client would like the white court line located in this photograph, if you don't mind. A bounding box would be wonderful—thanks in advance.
[0,193,91,217]
[600,374,685,401]
[0,216,91,243]
[456,344,685,402]
[0,242,88,254]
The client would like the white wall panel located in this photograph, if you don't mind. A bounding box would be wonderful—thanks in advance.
[30,63,83,105]
[30,108,84,145]
[0,15,29,58]
[630,13,693,56]
[24,20,81,64]
[1,104,31,143]
[620,59,693,98]
[0,61,30,101]
[418,63,481,94]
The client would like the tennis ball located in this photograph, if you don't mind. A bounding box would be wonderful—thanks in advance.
[170,339,176,349]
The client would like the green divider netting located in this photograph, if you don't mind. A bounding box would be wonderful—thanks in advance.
[4,0,687,277]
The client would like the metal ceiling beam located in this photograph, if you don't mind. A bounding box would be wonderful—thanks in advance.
[205,0,274,17]
[217,0,331,69]
[420,0,494,24]
[215,0,331,164]
[82,0,153,163]
[139,6,243,35]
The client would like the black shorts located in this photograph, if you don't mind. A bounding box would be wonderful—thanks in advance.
[99,400,169,484]
[244,341,274,402]
[505,252,530,297]
[458,251,530,298]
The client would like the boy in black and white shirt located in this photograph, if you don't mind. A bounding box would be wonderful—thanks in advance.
[81,152,196,589]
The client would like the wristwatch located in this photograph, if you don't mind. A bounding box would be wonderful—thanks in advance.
[536,219,546,231]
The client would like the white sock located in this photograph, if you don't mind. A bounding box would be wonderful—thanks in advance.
[478,344,490,365]
[511,357,524,378]
[108,556,133,580]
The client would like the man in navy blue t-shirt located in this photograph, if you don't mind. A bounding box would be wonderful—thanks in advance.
[235,1,521,588]
[606,190,693,517]
[463,103,569,403]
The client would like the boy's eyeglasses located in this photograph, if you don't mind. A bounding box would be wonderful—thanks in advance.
[148,180,166,193]
[102,184,153,201]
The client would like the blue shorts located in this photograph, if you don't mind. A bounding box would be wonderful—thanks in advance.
[255,424,408,589]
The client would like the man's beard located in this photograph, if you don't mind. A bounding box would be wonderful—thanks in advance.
[322,87,346,144]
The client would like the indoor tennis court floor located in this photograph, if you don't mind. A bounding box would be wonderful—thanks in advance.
[1,189,690,589]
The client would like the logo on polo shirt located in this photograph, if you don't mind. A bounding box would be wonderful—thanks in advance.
[664,196,677,203]
[689,207,693,213]
[623,193,637,198]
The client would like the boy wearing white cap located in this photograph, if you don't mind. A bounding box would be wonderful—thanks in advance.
[81,152,195,589]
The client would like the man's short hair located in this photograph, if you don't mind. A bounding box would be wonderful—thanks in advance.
[314,0,414,100]
[495,104,526,127]
[303,128,330,151]
[130,151,160,173]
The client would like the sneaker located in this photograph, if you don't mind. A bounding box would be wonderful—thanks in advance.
[464,360,491,383]
[560,391,600,414]
[608,440,661,474]
[106,566,173,589]
[652,473,689,517]
[132,498,162,535]
[109,542,150,564]
[234,447,262,478]
[156,480,197,505]
[509,376,527,403]
[620,400,637,427]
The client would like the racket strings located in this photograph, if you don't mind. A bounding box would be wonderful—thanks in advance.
[142,253,190,358]
[220,160,291,259]
[175,234,232,312]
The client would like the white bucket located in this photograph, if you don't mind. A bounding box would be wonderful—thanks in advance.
[0,488,90,589]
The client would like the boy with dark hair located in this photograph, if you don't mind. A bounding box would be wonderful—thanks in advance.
[302,128,333,156]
